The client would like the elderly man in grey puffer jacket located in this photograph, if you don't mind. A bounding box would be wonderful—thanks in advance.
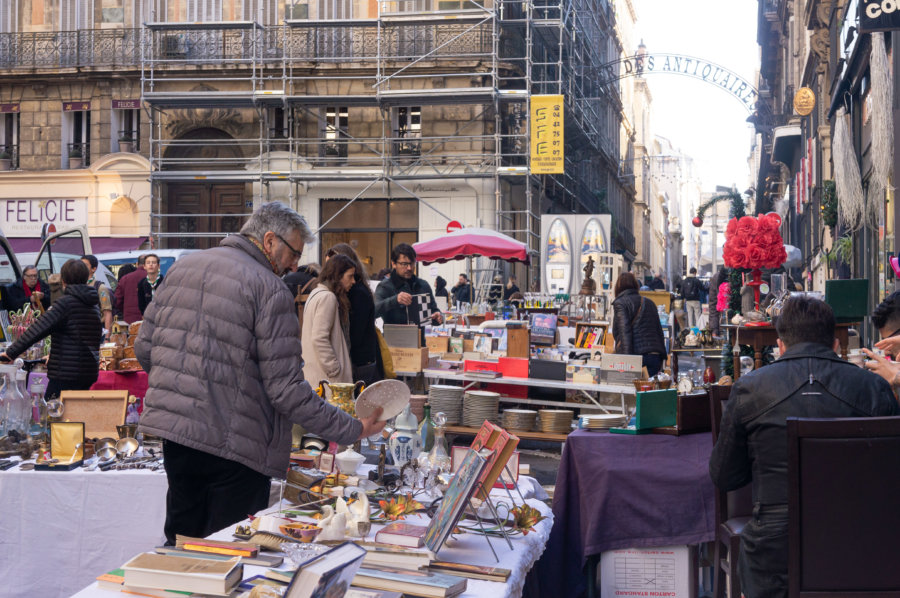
[136,202,385,544]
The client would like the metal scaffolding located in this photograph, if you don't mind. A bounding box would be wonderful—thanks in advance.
[134,0,622,278]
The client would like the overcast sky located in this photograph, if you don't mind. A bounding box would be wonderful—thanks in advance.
[634,0,760,195]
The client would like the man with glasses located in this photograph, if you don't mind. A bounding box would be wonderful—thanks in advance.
[135,202,386,545]
[3,265,50,313]
[375,243,443,326]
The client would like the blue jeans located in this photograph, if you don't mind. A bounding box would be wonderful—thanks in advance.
[642,353,664,377]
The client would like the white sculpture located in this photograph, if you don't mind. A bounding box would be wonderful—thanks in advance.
[316,505,347,541]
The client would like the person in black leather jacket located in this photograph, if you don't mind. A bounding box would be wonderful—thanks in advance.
[611,272,667,376]
[709,296,899,598]
[0,259,102,399]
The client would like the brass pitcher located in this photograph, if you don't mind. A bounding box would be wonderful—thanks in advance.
[316,380,365,417]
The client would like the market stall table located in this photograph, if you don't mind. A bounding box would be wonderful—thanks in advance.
[72,477,553,598]
[723,323,854,377]
[531,429,716,597]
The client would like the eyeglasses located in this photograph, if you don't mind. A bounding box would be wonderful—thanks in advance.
[394,260,414,269]
[23,273,38,278]
[276,234,304,260]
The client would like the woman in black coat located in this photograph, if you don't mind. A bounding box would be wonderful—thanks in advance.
[0,259,102,398]
[325,244,382,385]
[611,272,667,376]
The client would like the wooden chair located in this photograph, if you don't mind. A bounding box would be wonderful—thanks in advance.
[708,384,752,598]
[787,416,900,597]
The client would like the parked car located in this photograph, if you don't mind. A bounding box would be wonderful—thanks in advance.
[96,249,199,278]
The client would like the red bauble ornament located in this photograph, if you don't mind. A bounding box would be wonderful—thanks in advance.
[692,216,704,227]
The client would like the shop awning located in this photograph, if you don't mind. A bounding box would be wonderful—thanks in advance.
[7,236,147,255]
[771,124,802,167]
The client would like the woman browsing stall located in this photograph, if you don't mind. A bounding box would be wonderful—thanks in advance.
[611,272,667,377]
[301,254,356,389]
[0,259,102,398]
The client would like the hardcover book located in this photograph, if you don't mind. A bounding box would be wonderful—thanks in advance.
[121,552,242,596]
[284,541,367,598]
[423,448,489,553]
[474,425,520,500]
[353,566,467,598]
[374,522,428,548]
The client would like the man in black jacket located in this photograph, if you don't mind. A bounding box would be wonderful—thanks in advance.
[375,243,442,326]
[709,296,899,598]
[679,267,704,328]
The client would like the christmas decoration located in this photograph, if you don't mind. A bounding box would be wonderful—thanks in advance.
[834,107,865,231]
[870,32,893,228]
[722,213,787,310]
[691,215,704,227]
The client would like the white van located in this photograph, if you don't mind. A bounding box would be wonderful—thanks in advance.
[96,249,199,279]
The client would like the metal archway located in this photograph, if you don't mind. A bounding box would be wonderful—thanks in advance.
[593,53,758,112]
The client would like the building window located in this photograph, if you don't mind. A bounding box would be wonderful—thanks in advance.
[62,103,91,168]
[393,106,421,156]
[112,106,140,153]
[321,106,349,161]
[0,109,19,169]
[319,198,419,274]
[285,0,309,19]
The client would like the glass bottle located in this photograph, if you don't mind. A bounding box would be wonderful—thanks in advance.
[419,403,435,453]
[0,372,7,437]
[703,365,716,386]
[422,412,451,473]
[0,366,22,434]
[15,368,29,430]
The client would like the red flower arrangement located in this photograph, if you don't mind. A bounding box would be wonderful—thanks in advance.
[723,213,787,270]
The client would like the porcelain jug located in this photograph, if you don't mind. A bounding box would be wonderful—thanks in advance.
[316,380,365,417]
[389,405,422,467]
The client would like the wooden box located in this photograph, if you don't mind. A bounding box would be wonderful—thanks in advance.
[426,336,449,354]
[388,347,429,372]
[653,391,712,435]
[60,390,129,439]
[35,422,85,470]
[506,327,530,359]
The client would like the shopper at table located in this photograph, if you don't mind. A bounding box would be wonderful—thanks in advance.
[679,267,705,328]
[0,259,101,398]
[81,254,113,337]
[433,275,449,301]
[114,254,146,323]
[302,253,356,390]
[325,243,382,385]
[611,272,667,376]
[2,265,50,313]
[137,254,164,316]
[862,290,900,388]
[503,274,520,300]
[135,202,385,545]
[450,273,471,306]
[709,296,899,598]
[374,243,442,325]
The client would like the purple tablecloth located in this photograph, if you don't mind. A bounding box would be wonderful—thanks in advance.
[531,430,716,596]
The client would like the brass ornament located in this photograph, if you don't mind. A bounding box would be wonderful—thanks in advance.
[793,87,816,116]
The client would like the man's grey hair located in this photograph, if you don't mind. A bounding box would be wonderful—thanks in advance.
[240,201,315,245]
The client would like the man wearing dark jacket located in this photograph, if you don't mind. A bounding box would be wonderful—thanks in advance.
[114,254,146,323]
[3,265,50,313]
[1,259,101,398]
[137,254,164,316]
[136,202,385,544]
[375,243,442,325]
[679,267,705,328]
[709,297,899,598]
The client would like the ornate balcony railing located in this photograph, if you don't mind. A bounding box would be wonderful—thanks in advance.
[0,23,493,70]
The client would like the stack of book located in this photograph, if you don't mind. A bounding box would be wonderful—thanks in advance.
[117,552,243,596]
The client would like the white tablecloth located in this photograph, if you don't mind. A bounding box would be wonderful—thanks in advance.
[71,476,553,598]
[0,464,169,598]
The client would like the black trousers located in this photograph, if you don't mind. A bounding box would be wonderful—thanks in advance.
[161,440,271,545]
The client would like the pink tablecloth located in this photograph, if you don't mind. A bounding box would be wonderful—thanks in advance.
[90,370,149,412]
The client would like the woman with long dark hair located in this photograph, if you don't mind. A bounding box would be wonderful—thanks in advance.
[301,254,356,390]
[611,272,667,376]
[325,243,382,385]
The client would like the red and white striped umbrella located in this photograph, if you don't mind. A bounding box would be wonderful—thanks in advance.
[413,227,531,265]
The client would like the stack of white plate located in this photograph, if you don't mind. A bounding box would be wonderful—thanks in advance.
[428,384,465,425]
[462,390,501,428]
[539,409,575,434]
[502,408,538,432]
[580,413,628,430]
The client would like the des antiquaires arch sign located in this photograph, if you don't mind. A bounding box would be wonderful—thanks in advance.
[861,0,900,32]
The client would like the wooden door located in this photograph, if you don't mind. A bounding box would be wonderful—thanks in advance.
[165,183,248,249]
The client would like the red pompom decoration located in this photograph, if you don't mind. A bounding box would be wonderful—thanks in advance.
[723,213,786,271]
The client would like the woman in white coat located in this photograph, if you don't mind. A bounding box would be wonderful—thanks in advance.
[301,254,357,394]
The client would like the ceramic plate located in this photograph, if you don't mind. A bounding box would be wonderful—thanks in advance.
[355,379,411,420]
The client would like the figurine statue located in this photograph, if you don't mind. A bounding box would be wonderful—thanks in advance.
[316,505,347,541]
[580,256,597,295]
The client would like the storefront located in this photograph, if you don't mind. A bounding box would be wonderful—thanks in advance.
[0,153,151,256]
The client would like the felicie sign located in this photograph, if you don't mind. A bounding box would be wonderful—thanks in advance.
[860,0,900,32]
[1,199,87,237]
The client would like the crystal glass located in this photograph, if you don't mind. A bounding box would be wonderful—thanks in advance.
[280,542,330,567]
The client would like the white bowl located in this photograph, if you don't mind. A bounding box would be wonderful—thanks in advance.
[335,451,366,474]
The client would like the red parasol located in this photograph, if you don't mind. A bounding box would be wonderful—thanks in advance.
[413,227,531,265]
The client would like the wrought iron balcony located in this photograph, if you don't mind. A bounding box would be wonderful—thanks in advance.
[0,23,493,70]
